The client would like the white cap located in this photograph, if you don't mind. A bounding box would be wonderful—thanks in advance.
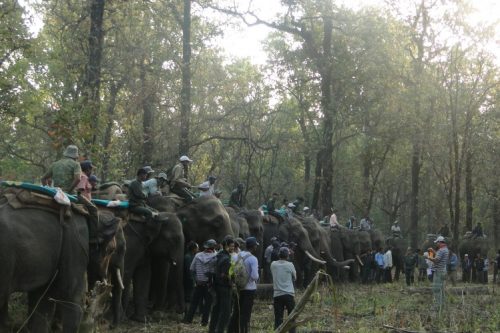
[179,155,192,162]
[434,236,446,243]
[303,206,310,211]
[198,181,210,190]
[287,202,296,208]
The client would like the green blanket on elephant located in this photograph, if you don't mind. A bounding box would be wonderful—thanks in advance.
[0,181,78,202]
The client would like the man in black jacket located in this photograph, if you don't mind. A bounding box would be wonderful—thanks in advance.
[209,237,235,333]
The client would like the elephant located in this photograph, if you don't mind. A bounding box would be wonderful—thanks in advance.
[0,195,119,333]
[301,217,355,284]
[92,182,124,200]
[386,236,408,281]
[148,195,234,245]
[237,209,264,265]
[121,212,185,322]
[369,229,384,251]
[226,206,250,239]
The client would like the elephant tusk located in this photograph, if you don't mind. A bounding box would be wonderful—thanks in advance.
[343,266,351,270]
[305,250,327,265]
[116,268,125,290]
[356,255,364,266]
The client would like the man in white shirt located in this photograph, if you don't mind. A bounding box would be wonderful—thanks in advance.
[383,247,393,283]
[271,247,297,332]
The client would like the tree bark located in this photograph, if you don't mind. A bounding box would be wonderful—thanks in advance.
[83,0,105,146]
[410,140,421,249]
[178,0,191,156]
[465,149,473,231]
[141,62,155,166]
[101,82,121,182]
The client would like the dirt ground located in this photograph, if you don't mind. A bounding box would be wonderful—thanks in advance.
[8,277,500,332]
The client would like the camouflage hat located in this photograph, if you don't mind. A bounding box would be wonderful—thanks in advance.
[63,145,79,159]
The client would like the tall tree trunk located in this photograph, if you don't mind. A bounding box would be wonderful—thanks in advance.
[141,63,155,166]
[311,153,322,211]
[492,188,500,250]
[318,5,334,217]
[465,149,473,231]
[410,140,421,249]
[83,0,105,146]
[178,0,191,156]
[101,82,121,182]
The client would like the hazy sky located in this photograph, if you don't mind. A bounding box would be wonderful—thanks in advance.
[214,0,500,65]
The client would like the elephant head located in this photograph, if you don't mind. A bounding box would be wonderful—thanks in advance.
[279,217,325,265]
[226,206,250,239]
[238,210,264,264]
[458,238,489,262]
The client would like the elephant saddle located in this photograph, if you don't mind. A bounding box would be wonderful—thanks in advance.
[0,187,88,219]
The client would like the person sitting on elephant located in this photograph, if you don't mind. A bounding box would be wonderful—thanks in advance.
[438,223,450,237]
[267,192,279,212]
[170,155,196,203]
[76,160,95,200]
[472,223,484,238]
[291,196,304,213]
[207,175,217,195]
[229,183,244,208]
[41,144,81,194]
[198,181,212,197]
[128,168,158,223]
[209,236,235,333]
[360,216,371,231]
[391,220,402,238]
[143,172,168,197]
[184,239,217,326]
[329,208,340,229]
[88,174,98,191]
[285,202,296,219]
[345,216,356,229]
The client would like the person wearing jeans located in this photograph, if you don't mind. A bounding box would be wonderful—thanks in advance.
[429,236,449,313]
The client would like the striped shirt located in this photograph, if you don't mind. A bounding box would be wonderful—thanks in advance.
[190,251,216,283]
[433,246,449,273]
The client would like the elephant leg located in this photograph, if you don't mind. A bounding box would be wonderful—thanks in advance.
[110,268,124,327]
[0,296,9,332]
[150,258,168,311]
[131,261,152,322]
[27,288,55,333]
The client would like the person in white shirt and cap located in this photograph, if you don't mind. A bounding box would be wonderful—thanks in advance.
[391,220,402,238]
[143,172,168,197]
[302,206,310,217]
[170,155,195,202]
[285,202,295,218]
[197,181,211,197]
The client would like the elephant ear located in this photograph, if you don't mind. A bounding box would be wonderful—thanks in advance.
[97,210,119,244]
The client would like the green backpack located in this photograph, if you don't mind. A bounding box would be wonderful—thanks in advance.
[230,253,252,290]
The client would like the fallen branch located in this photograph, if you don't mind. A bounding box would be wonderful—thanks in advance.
[406,286,489,295]
[275,270,331,333]
[382,324,422,333]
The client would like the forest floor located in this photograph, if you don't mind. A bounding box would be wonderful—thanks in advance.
[8,277,500,333]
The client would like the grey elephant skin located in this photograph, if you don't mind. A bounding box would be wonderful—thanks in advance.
[0,202,111,333]
[122,212,184,322]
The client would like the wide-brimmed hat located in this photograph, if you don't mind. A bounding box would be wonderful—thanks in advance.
[157,172,168,180]
[303,206,310,211]
[198,181,210,190]
[179,155,192,162]
[287,202,296,208]
[143,166,155,174]
[63,145,79,159]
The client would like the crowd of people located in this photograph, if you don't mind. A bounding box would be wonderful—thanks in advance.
[182,236,297,333]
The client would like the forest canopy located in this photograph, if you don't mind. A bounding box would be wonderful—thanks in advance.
[0,0,499,250]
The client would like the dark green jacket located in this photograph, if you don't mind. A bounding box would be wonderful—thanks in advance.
[128,179,147,208]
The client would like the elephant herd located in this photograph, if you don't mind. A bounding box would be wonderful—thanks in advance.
[0,184,491,333]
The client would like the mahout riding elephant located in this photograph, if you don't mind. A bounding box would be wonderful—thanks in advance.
[0,197,119,333]
[386,236,407,281]
[122,212,184,322]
